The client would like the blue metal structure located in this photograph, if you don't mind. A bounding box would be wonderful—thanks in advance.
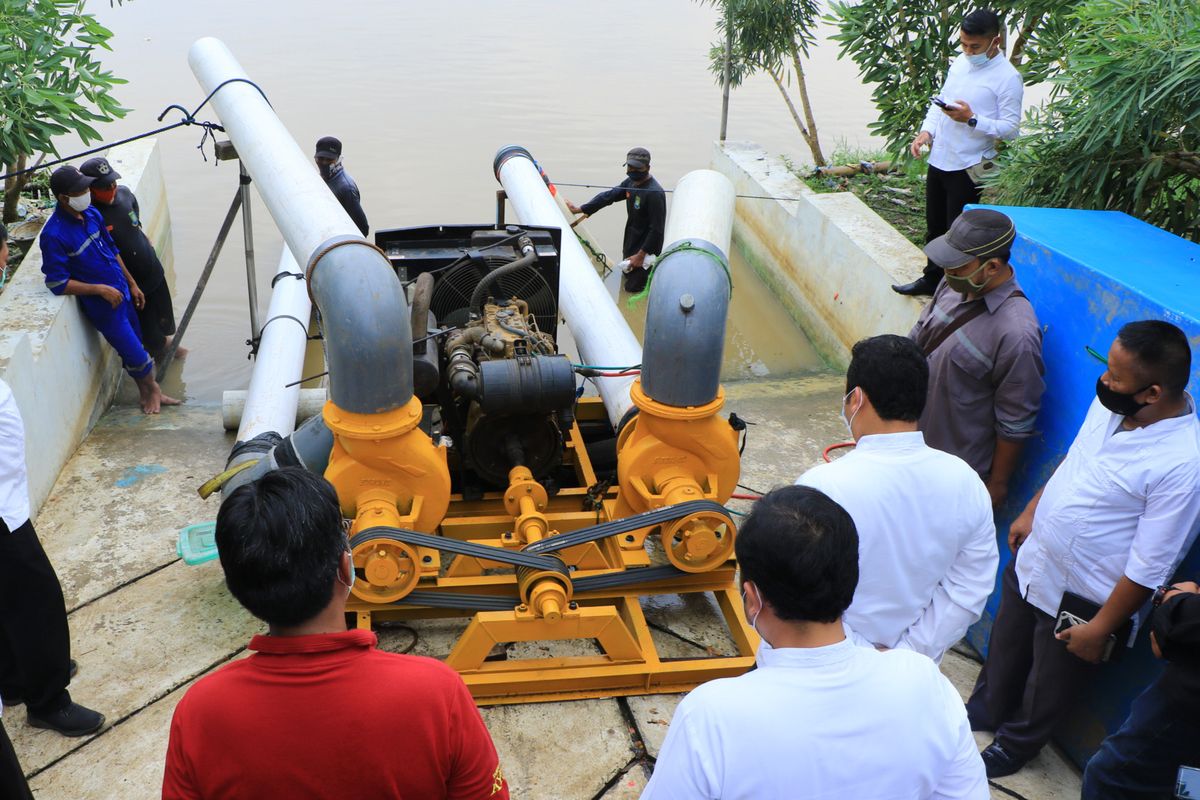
[965,205,1200,768]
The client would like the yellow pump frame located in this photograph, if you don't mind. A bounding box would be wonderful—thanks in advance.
[337,385,757,705]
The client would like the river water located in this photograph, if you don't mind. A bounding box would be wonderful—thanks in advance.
[82,0,880,401]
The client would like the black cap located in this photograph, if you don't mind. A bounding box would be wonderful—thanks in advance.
[79,156,121,185]
[49,165,95,196]
[315,136,342,160]
[924,208,1016,269]
[623,147,651,170]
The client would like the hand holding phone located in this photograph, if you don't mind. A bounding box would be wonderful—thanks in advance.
[932,96,960,110]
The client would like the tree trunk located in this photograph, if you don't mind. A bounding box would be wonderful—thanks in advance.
[790,49,827,167]
[1010,13,1043,67]
[3,155,28,225]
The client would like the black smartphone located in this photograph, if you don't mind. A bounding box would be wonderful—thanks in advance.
[932,96,948,108]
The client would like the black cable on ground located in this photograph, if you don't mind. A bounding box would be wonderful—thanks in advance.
[376,621,419,655]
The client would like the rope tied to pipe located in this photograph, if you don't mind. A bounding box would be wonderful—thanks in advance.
[0,77,272,183]
[625,239,733,309]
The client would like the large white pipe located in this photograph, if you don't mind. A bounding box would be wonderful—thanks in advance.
[663,169,735,254]
[233,247,313,443]
[224,387,325,432]
[190,37,412,415]
[189,38,358,260]
[494,147,642,427]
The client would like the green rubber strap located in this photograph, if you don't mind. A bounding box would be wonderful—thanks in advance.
[625,240,733,309]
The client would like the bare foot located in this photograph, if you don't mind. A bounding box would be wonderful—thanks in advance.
[172,345,189,361]
[136,376,182,414]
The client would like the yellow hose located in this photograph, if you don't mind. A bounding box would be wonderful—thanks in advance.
[197,459,259,499]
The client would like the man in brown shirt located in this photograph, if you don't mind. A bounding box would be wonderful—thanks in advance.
[909,209,1044,508]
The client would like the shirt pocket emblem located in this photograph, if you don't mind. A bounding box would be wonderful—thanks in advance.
[634,196,642,210]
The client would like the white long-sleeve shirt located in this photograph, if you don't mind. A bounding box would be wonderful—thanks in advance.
[921,53,1023,172]
[0,378,30,533]
[797,431,998,662]
[641,639,988,800]
[1017,396,1200,640]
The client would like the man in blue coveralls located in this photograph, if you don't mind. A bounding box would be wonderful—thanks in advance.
[39,165,179,414]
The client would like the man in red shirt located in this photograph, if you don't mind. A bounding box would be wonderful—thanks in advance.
[162,468,508,799]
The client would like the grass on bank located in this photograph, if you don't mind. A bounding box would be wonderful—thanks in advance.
[784,146,927,247]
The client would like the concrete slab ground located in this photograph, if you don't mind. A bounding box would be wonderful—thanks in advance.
[12,383,1081,799]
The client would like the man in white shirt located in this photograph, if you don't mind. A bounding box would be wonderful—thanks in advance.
[0,371,104,739]
[894,9,1023,297]
[968,320,1200,778]
[642,485,988,799]
[797,335,998,662]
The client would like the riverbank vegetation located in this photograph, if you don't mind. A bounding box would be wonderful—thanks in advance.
[701,0,828,166]
[0,0,129,284]
[988,0,1200,241]
[790,147,927,247]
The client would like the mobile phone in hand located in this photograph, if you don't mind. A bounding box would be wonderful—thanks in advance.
[932,97,959,110]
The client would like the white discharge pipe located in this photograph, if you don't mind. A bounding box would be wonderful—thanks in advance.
[189,37,362,273]
[224,387,325,432]
[664,169,735,254]
[233,247,314,443]
[495,148,642,427]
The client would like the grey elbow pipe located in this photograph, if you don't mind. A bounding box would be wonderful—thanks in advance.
[307,236,414,414]
[641,238,731,407]
[222,413,335,498]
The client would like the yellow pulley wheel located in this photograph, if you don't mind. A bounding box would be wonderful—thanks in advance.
[663,510,735,573]
[350,538,420,604]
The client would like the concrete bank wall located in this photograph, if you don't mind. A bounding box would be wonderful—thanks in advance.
[711,141,926,368]
[0,138,172,518]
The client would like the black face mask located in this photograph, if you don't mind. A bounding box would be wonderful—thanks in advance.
[1095,376,1153,417]
[626,169,647,182]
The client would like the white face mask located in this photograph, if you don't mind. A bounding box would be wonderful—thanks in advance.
[67,193,91,212]
[337,548,356,592]
[840,388,862,440]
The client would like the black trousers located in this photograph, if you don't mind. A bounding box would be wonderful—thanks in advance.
[136,281,177,358]
[0,519,73,715]
[0,719,32,800]
[923,164,982,282]
[966,561,1100,762]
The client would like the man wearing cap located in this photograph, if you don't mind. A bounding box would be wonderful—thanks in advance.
[908,208,1043,509]
[893,9,1023,297]
[80,157,179,361]
[39,165,179,414]
[314,136,369,237]
[566,147,665,294]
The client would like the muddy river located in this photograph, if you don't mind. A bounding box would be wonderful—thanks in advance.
[79,0,878,401]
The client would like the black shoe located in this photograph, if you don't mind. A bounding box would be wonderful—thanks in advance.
[981,741,1026,778]
[27,701,105,737]
[892,276,939,296]
[1,660,78,706]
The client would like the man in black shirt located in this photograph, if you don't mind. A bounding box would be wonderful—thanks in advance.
[315,136,369,237]
[80,157,179,360]
[1082,581,1200,798]
[567,146,666,293]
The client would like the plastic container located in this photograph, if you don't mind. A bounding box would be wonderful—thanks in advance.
[177,522,219,565]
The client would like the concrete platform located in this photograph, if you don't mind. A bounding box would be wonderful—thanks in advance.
[12,383,1081,799]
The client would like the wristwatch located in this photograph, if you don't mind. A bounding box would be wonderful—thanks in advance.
[967,117,978,129]
[1153,584,1175,608]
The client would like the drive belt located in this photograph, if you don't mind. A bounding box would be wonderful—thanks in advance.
[350,499,733,611]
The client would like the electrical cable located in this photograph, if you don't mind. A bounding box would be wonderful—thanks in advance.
[572,362,641,371]
[730,492,762,501]
[737,482,767,496]
[823,441,856,462]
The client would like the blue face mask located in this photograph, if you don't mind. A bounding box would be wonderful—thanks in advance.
[966,37,999,68]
